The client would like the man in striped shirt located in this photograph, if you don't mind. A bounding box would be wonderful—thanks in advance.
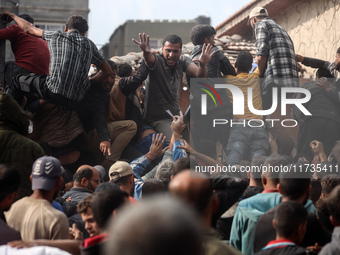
[2,11,114,110]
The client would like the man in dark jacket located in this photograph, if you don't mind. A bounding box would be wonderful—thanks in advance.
[187,25,236,155]
[293,68,340,161]
[0,93,44,198]
[187,24,236,83]
[77,60,137,166]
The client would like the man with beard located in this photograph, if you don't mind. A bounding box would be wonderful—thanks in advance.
[62,165,100,205]
[5,156,69,240]
[132,33,214,143]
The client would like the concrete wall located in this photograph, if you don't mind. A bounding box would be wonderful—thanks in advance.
[274,0,340,78]
[107,19,197,58]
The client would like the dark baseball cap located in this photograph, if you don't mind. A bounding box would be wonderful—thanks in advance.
[31,156,62,191]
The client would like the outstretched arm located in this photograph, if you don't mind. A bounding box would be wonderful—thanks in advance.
[89,61,115,86]
[132,33,156,68]
[186,43,215,78]
[1,11,43,37]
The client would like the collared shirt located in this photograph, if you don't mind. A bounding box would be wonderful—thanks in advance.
[255,17,299,93]
[43,29,105,101]
[143,54,192,123]
[262,239,296,250]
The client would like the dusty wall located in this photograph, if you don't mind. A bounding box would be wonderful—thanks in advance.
[274,0,340,78]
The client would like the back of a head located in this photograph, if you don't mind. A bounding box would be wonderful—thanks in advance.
[19,13,34,24]
[173,157,198,176]
[107,60,118,72]
[92,189,128,230]
[279,165,311,201]
[95,182,121,192]
[117,62,133,77]
[0,165,20,203]
[77,194,93,214]
[276,132,294,157]
[262,154,289,183]
[251,155,267,182]
[66,15,88,34]
[162,34,182,49]
[106,196,203,255]
[321,174,340,197]
[155,159,173,187]
[142,179,166,198]
[274,201,307,239]
[169,170,213,216]
[316,198,334,232]
[73,167,93,184]
[326,185,340,225]
[190,24,216,46]
[235,51,253,73]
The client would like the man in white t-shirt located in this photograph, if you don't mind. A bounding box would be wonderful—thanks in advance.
[5,156,69,240]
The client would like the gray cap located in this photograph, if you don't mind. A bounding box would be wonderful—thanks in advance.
[31,156,61,191]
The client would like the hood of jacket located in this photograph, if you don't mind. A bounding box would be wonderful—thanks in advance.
[0,93,28,136]
[237,192,282,222]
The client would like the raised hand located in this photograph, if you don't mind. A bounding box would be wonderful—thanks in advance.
[192,43,216,66]
[132,33,152,53]
[146,133,168,161]
[171,111,185,135]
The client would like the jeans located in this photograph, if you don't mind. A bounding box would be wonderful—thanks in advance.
[226,125,269,165]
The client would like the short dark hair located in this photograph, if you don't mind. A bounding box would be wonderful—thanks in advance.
[142,179,166,198]
[316,198,333,232]
[77,194,93,214]
[235,51,253,73]
[250,156,267,186]
[73,168,93,183]
[95,182,121,192]
[279,165,311,200]
[337,47,340,55]
[327,185,340,223]
[321,174,340,196]
[66,15,88,34]
[0,165,21,202]
[262,154,289,181]
[316,68,333,78]
[117,63,133,77]
[173,157,198,176]
[162,35,182,49]
[190,24,216,46]
[107,60,118,72]
[92,189,128,229]
[274,201,307,238]
[19,13,34,24]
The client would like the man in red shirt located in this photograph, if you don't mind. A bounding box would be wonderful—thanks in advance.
[0,13,50,89]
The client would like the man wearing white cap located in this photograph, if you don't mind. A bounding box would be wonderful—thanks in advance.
[109,133,168,201]
[248,6,299,110]
[5,156,69,240]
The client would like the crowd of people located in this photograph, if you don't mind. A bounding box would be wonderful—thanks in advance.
[0,5,340,255]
